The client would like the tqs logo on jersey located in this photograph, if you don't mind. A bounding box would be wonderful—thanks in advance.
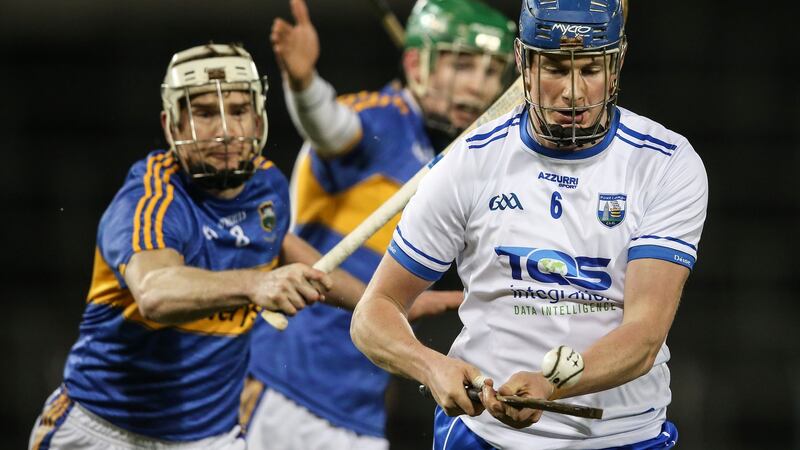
[597,193,627,228]
[495,246,612,291]
[258,201,276,232]
[489,193,524,211]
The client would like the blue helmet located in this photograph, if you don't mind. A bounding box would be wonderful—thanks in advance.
[519,0,624,50]
[516,0,627,147]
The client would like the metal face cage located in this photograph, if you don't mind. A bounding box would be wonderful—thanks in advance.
[166,78,267,190]
[410,43,516,135]
[516,37,625,148]
[161,44,268,191]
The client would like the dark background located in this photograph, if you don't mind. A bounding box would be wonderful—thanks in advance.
[2,1,796,449]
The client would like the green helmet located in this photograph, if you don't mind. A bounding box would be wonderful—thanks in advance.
[403,0,517,134]
[405,0,516,56]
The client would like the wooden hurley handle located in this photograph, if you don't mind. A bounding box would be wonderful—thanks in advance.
[418,384,603,420]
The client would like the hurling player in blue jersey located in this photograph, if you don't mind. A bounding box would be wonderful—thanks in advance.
[28,44,365,450]
[241,0,518,449]
[353,0,708,449]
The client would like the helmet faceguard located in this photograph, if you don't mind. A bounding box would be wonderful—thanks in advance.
[404,0,517,135]
[517,0,626,148]
[161,44,268,191]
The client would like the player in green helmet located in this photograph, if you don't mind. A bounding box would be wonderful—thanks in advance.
[242,1,516,449]
[403,0,517,133]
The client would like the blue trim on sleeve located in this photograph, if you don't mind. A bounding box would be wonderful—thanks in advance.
[629,245,696,269]
[617,123,678,150]
[388,240,445,281]
[631,235,697,251]
[468,131,512,149]
[466,114,522,143]
[396,227,450,266]
[615,134,673,156]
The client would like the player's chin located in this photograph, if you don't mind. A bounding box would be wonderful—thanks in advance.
[450,102,483,128]
[449,111,477,130]
[203,153,243,170]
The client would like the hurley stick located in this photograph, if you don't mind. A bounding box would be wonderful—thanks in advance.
[260,76,525,330]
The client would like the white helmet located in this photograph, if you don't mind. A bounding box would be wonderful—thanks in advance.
[161,43,268,190]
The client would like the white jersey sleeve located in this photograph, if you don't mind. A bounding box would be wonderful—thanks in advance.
[628,141,708,269]
[388,140,474,281]
[283,74,362,156]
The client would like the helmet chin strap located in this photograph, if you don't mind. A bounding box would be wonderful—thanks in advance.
[185,160,255,191]
[543,122,607,148]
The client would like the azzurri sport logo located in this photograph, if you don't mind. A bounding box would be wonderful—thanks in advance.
[489,193,524,211]
[538,171,579,189]
[495,246,611,291]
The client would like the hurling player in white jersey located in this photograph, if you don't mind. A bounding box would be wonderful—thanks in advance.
[351,0,708,449]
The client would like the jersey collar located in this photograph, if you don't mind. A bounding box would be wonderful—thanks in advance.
[519,106,620,160]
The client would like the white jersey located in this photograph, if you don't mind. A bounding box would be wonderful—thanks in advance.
[389,105,708,449]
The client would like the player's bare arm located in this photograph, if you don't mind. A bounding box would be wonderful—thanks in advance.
[279,232,366,310]
[473,260,686,430]
[483,258,687,415]
[272,0,363,157]
[125,247,329,325]
[547,258,688,399]
[351,254,483,418]
[407,289,463,321]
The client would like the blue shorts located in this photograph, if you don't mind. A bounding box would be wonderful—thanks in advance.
[432,406,678,449]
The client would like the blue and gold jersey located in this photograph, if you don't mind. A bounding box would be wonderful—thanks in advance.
[63,150,290,441]
[249,84,434,437]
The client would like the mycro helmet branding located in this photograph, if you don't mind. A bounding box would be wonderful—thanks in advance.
[516,0,627,148]
[161,44,269,190]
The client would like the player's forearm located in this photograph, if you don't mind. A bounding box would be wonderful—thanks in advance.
[351,294,440,382]
[551,320,664,400]
[283,73,362,156]
[136,266,255,324]
[323,268,365,310]
[554,260,685,400]
[279,233,365,310]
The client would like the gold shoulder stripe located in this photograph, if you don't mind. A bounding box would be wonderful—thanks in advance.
[132,154,165,252]
[392,95,409,114]
[337,93,357,106]
[347,92,408,114]
[260,159,274,170]
[143,156,176,250]
[154,163,179,249]
[352,92,381,112]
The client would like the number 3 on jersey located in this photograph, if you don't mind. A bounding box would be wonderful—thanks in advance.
[550,191,563,219]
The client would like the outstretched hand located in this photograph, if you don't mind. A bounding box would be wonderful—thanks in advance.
[408,290,464,321]
[271,0,319,91]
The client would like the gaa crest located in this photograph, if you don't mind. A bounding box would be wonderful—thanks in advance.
[597,193,626,228]
[258,201,276,232]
